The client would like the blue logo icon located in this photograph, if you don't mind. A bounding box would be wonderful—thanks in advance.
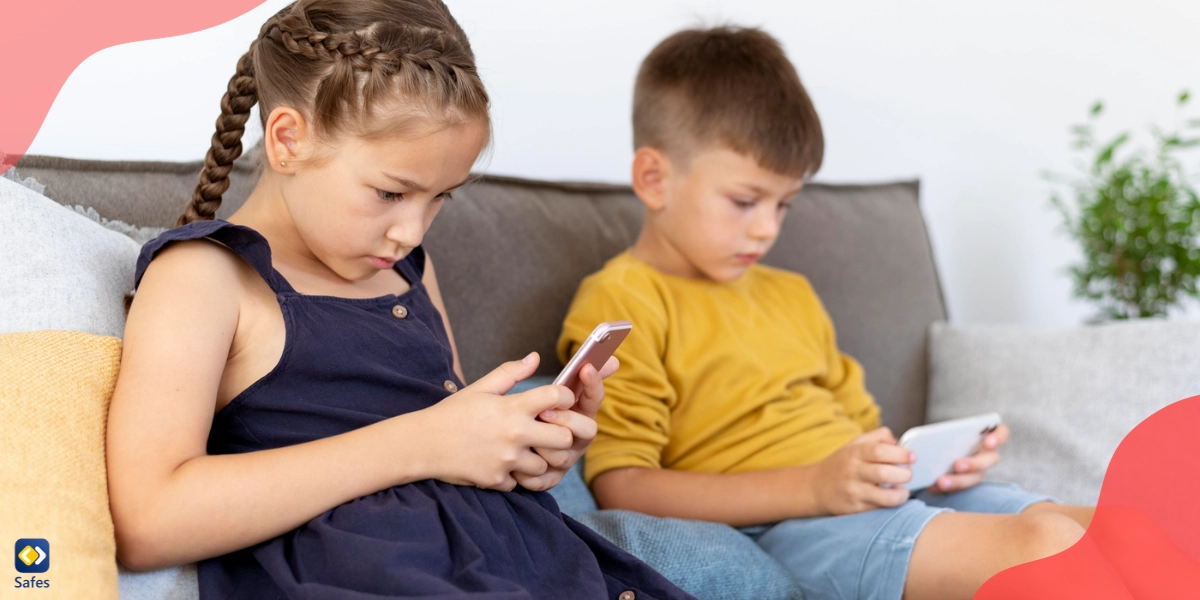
[14,539,49,573]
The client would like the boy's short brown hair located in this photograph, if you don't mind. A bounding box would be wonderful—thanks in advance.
[633,26,823,178]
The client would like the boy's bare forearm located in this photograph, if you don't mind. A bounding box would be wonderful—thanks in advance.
[591,465,824,527]
[113,412,434,571]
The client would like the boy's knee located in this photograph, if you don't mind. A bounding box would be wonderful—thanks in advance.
[1015,512,1085,561]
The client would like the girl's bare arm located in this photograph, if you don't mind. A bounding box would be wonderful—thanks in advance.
[107,241,572,571]
[422,253,465,383]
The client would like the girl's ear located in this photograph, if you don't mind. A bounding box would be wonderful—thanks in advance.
[631,147,671,211]
[264,106,307,173]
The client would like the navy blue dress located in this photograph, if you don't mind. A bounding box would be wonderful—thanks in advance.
[134,220,693,600]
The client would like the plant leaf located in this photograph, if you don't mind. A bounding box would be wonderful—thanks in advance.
[1095,132,1130,168]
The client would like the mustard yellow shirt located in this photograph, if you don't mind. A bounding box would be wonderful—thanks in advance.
[557,251,881,486]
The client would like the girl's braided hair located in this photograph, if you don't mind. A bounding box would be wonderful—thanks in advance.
[178,0,489,226]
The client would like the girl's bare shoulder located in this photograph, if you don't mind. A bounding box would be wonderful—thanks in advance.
[139,236,264,297]
[132,238,259,323]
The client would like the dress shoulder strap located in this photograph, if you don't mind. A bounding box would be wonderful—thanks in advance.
[134,219,293,294]
[395,245,426,287]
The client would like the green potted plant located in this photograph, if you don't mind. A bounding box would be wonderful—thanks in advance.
[1047,92,1200,320]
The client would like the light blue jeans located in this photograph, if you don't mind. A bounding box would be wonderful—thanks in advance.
[740,482,1058,600]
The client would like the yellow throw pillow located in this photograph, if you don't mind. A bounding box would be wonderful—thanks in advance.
[0,330,120,599]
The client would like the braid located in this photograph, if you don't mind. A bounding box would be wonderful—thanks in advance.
[180,1,489,228]
[265,19,472,82]
[266,19,386,69]
[179,46,259,226]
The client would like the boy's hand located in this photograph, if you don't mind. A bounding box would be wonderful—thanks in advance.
[810,427,914,515]
[927,423,1010,493]
[514,357,619,492]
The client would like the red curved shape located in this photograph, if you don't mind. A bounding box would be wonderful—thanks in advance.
[976,395,1200,599]
[0,0,267,174]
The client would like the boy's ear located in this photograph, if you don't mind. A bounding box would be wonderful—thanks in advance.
[265,106,307,173]
[631,147,670,211]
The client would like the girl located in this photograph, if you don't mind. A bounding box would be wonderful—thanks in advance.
[105,1,692,598]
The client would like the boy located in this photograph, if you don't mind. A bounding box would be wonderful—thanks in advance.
[557,26,1095,600]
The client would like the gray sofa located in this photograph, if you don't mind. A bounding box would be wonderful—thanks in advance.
[14,144,944,433]
[9,143,939,599]
[10,142,1198,599]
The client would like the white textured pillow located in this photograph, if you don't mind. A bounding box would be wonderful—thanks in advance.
[927,319,1200,505]
[117,564,198,600]
[70,205,167,246]
[0,177,140,337]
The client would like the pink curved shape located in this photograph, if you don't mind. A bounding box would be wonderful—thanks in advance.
[976,395,1200,598]
[0,0,268,174]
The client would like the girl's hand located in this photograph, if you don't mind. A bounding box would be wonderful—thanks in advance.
[515,356,619,492]
[809,427,914,515]
[926,423,1009,493]
[419,352,575,491]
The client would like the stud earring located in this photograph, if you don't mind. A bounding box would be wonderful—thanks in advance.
[280,160,287,167]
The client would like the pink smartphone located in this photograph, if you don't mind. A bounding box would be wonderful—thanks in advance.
[554,320,633,399]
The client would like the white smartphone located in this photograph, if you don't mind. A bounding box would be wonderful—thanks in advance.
[554,320,632,400]
[896,412,1003,491]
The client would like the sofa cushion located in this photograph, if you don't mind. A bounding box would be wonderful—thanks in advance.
[424,177,643,375]
[0,177,140,338]
[0,330,122,599]
[926,319,1200,505]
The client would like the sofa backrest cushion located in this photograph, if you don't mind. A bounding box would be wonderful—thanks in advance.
[927,319,1200,505]
[12,147,945,431]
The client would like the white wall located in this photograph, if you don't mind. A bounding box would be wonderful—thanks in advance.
[26,0,1200,326]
